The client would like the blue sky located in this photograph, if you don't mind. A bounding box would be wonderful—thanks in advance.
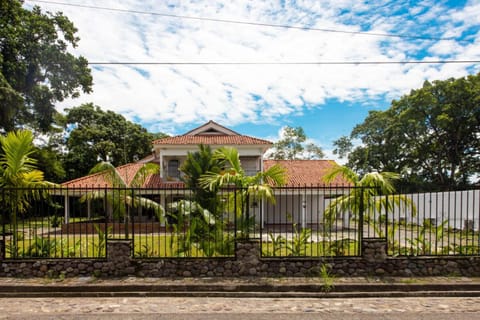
[26,0,480,161]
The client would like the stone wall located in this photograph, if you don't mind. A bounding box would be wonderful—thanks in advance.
[1,238,480,278]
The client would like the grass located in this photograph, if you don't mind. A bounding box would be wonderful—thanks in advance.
[3,218,480,259]
[261,239,359,257]
[4,232,236,259]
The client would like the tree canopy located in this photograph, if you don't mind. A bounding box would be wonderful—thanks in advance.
[0,1,92,132]
[341,73,480,191]
[268,126,324,160]
[63,103,157,181]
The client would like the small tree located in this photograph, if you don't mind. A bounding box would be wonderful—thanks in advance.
[81,162,164,238]
[180,144,222,215]
[200,147,286,238]
[0,130,52,257]
[323,165,415,236]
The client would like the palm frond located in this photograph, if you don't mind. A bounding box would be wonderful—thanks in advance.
[262,164,287,187]
[89,161,126,187]
[323,165,358,185]
[213,147,243,173]
[130,163,158,187]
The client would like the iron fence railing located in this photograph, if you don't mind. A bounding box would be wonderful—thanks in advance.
[385,189,480,256]
[1,186,479,259]
[260,185,362,257]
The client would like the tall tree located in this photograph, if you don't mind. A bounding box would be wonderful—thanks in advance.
[0,1,92,132]
[63,103,157,181]
[346,73,480,190]
[268,126,324,160]
[332,135,353,159]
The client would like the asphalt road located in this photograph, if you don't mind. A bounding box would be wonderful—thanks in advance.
[0,297,479,319]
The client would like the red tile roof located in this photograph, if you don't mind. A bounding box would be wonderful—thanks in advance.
[62,163,186,189]
[61,163,143,188]
[62,160,349,188]
[153,135,272,146]
[263,160,351,187]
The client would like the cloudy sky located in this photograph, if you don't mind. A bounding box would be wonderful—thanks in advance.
[25,0,480,160]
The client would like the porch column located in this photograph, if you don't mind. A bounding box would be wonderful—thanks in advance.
[159,152,164,178]
[64,194,70,224]
[87,199,91,219]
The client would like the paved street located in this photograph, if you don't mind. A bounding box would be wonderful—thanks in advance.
[0,297,479,319]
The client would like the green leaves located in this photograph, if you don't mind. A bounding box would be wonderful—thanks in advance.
[0,130,51,193]
[269,126,324,160]
[346,73,480,190]
[0,2,92,132]
[64,103,158,180]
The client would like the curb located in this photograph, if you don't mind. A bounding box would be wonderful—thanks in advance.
[1,283,480,298]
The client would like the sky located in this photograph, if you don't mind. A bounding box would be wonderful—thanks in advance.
[25,0,480,162]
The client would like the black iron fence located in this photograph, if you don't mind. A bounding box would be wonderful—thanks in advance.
[1,186,479,259]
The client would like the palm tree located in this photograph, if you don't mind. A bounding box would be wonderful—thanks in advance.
[199,147,286,238]
[82,161,164,238]
[180,144,222,215]
[323,165,414,237]
[0,130,52,257]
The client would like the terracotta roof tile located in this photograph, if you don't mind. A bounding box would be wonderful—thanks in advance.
[62,160,349,188]
[263,160,351,187]
[61,163,185,189]
[152,135,272,145]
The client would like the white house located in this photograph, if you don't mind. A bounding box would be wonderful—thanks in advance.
[62,120,347,227]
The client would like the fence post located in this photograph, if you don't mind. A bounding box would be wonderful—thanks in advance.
[1,188,5,259]
[234,189,238,239]
[358,187,364,254]
[131,188,135,255]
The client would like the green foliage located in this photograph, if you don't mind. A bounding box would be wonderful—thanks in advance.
[269,126,324,160]
[33,132,66,183]
[50,215,62,228]
[93,224,111,257]
[332,135,354,159]
[267,232,287,257]
[0,130,53,257]
[135,243,156,258]
[326,239,356,257]
[180,144,222,215]
[64,104,160,180]
[81,161,165,222]
[345,73,480,190]
[0,1,92,132]
[287,224,312,256]
[319,263,335,292]
[25,236,59,258]
[407,220,448,256]
[200,147,286,239]
[166,200,233,257]
[323,165,415,231]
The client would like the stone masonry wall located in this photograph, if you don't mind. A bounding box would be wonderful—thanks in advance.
[1,238,480,278]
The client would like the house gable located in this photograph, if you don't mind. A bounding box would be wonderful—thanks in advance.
[183,120,239,136]
[152,120,272,147]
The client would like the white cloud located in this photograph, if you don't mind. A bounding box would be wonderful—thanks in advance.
[29,0,479,135]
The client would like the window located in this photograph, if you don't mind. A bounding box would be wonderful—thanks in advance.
[167,159,180,178]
